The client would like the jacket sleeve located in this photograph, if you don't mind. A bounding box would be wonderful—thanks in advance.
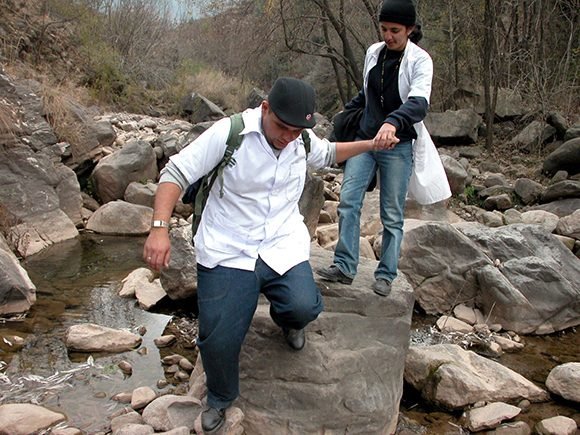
[385,96,429,131]
[344,88,366,110]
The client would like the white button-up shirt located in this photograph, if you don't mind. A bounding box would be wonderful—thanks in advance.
[166,107,334,275]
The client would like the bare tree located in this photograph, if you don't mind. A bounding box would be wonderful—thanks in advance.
[276,0,381,103]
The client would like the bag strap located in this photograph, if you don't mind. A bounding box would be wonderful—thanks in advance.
[301,130,311,156]
[192,113,245,232]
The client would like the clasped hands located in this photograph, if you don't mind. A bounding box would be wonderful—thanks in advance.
[372,122,399,150]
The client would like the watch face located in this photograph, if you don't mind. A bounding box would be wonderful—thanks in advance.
[152,220,169,228]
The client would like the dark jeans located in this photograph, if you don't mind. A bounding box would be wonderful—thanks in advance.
[196,257,323,409]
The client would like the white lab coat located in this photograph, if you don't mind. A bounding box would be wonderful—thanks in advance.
[362,41,451,204]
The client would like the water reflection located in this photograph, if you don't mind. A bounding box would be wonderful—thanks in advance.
[0,234,174,433]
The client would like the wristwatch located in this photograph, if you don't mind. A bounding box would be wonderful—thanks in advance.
[151,219,169,229]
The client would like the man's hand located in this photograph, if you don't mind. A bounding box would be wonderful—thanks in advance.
[373,122,399,150]
[143,182,183,270]
[143,228,171,270]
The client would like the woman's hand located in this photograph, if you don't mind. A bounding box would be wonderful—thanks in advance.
[373,122,399,150]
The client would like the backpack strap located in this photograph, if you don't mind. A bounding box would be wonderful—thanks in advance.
[216,112,244,197]
[301,130,311,156]
[191,113,245,235]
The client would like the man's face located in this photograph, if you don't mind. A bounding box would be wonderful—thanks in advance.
[261,101,303,150]
[380,22,412,52]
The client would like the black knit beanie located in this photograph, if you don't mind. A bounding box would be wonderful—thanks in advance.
[379,0,416,26]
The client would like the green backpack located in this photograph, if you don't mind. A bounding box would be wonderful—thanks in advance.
[182,113,311,236]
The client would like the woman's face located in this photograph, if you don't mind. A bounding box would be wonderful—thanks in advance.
[380,22,413,51]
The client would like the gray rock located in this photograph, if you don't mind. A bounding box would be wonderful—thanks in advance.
[65,323,142,352]
[141,394,202,431]
[551,170,569,184]
[425,109,483,144]
[160,225,197,300]
[463,402,521,432]
[503,208,523,225]
[124,181,156,208]
[484,173,509,188]
[404,344,548,410]
[450,86,526,120]
[479,211,505,228]
[400,222,490,314]
[510,121,557,152]
[247,87,267,109]
[478,185,514,199]
[541,180,580,203]
[530,198,580,218]
[484,194,513,211]
[556,210,580,239]
[235,245,415,434]
[547,112,569,139]
[542,137,580,176]
[0,235,36,316]
[112,423,155,435]
[402,222,580,334]
[520,210,559,233]
[299,171,325,239]
[110,411,144,432]
[481,420,531,434]
[441,154,469,195]
[0,144,80,257]
[514,178,545,205]
[90,139,158,203]
[131,386,157,410]
[564,125,580,142]
[535,415,577,435]
[85,200,153,235]
[466,226,580,334]
[545,362,580,403]
[180,92,226,124]
[0,403,66,435]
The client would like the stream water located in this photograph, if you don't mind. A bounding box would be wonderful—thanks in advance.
[0,233,578,434]
[0,234,189,433]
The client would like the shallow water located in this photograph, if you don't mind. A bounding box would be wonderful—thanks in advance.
[0,234,182,433]
[0,234,578,433]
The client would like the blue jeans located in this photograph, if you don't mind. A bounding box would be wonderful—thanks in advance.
[196,257,323,409]
[334,140,413,282]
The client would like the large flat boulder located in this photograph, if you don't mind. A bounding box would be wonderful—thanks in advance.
[0,144,80,257]
[400,221,580,334]
[235,245,415,434]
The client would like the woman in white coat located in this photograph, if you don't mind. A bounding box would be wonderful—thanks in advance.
[317,0,450,296]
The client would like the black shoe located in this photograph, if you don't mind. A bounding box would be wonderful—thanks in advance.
[283,327,305,351]
[372,279,392,297]
[315,265,353,285]
[201,407,226,433]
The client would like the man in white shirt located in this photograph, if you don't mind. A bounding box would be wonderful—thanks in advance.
[143,77,389,433]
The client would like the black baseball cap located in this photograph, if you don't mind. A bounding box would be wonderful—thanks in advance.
[267,77,316,129]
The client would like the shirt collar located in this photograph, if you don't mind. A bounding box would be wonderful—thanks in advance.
[240,106,263,135]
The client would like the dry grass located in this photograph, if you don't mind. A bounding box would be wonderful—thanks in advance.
[40,80,95,162]
[0,203,29,257]
[174,68,253,114]
[0,98,20,148]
